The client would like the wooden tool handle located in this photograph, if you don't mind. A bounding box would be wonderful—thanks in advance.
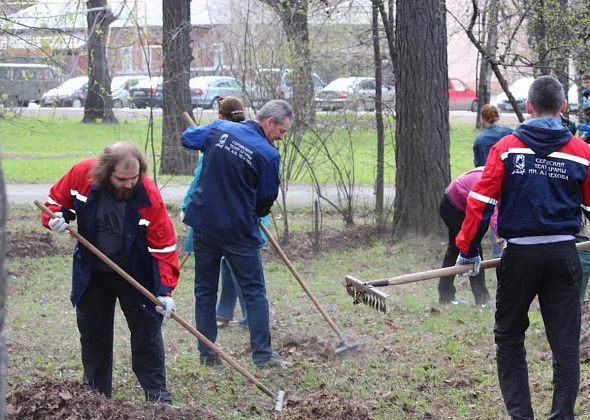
[259,222,346,339]
[369,239,590,287]
[35,200,278,401]
[182,111,196,127]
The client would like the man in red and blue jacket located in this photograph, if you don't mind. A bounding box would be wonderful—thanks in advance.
[41,141,179,404]
[456,76,590,419]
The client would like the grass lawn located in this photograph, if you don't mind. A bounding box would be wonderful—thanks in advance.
[0,113,490,184]
[5,205,590,418]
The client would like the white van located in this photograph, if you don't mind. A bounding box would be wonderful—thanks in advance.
[0,63,61,107]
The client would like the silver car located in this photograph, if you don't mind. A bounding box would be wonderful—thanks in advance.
[189,76,245,109]
[315,77,395,112]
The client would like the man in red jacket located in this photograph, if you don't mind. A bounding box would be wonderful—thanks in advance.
[456,76,590,419]
[41,141,179,404]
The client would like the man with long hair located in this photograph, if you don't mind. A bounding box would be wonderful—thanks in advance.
[41,141,179,404]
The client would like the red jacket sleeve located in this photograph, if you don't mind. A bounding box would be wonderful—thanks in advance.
[141,180,180,294]
[456,144,505,256]
[41,160,94,228]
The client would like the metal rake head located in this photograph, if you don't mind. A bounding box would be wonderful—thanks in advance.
[344,275,389,313]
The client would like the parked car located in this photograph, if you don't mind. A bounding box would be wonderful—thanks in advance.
[0,62,61,107]
[249,68,325,106]
[314,77,395,111]
[111,75,149,108]
[495,76,580,113]
[189,76,245,109]
[41,76,88,107]
[449,78,478,112]
[128,77,163,108]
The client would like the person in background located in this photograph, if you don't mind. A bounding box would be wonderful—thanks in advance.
[41,141,179,404]
[456,76,590,419]
[473,104,513,168]
[182,100,294,368]
[438,167,496,307]
[473,104,512,259]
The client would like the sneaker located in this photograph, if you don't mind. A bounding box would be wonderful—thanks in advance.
[200,356,222,366]
[216,319,230,328]
[450,299,469,306]
[255,353,293,369]
[479,299,496,309]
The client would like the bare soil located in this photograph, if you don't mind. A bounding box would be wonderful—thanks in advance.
[6,378,212,419]
[276,391,373,419]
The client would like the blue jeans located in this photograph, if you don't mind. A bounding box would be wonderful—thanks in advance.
[193,231,272,363]
[216,257,248,326]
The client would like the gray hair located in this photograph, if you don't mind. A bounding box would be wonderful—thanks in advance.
[527,75,565,115]
[256,100,294,125]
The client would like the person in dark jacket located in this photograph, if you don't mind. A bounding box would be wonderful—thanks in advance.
[456,76,590,419]
[181,100,293,368]
[473,104,513,167]
[41,141,179,404]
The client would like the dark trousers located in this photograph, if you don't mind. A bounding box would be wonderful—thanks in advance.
[76,271,171,403]
[495,241,581,419]
[438,194,491,305]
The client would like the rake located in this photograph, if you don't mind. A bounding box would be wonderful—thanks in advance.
[260,223,359,354]
[346,239,590,313]
[36,200,286,411]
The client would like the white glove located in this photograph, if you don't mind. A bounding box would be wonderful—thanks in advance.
[155,296,175,324]
[180,210,186,224]
[48,212,68,233]
[455,253,482,277]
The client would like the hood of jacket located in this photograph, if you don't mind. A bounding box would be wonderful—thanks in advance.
[513,117,572,157]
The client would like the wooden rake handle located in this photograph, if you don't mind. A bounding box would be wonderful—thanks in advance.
[367,239,590,288]
[259,222,346,340]
[35,200,278,401]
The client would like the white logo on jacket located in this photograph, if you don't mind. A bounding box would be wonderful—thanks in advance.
[512,154,526,175]
[215,133,229,148]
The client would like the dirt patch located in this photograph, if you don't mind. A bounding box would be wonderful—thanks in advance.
[274,334,337,363]
[264,225,388,261]
[6,378,212,420]
[6,230,57,259]
[275,391,373,419]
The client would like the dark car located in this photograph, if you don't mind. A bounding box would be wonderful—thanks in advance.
[128,77,163,108]
[41,76,88,107]
[111,75,149,108]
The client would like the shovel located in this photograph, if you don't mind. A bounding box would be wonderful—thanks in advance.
[346,239,590,313]
[35,200,286,411]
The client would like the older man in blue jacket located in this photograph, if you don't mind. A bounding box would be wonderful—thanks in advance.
[182,100,293,368]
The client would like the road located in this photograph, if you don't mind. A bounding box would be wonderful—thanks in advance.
[5,106,519,206]
[6,182,395,207]
[12,104,524,125]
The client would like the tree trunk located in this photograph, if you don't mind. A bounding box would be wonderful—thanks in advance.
[393,0,449,239]
[258,0,315,240]
[372,0,385,230]
[160,0,196,175]
[0,165,6,418]
[476,0,498,128]
[83,0,117,123]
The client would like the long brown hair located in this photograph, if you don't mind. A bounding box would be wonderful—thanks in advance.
[91,141,147,187]
[218,96,246,122]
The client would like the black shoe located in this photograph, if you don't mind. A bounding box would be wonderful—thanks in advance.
[200,356,222,366]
